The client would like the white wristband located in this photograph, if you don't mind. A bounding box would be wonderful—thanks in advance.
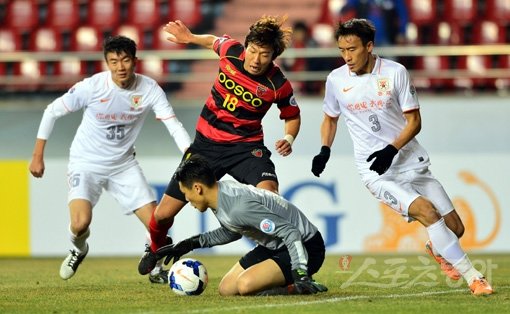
[283,134,294,146]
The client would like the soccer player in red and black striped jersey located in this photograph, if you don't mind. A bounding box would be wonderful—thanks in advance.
[139,16,302,276]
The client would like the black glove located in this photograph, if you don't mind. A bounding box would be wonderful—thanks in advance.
[290,269,323,295]
[156,235,201,266]
[366,144,398,175]
[311,146,331,177]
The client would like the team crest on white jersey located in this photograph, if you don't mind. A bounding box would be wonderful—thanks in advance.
[131,95,142,110]
[410,84,417,95]
[377,78,390,92]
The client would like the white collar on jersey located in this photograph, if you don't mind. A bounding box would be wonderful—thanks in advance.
[349,54,381,77]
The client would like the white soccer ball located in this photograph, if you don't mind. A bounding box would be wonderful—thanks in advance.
[168,258,208,296]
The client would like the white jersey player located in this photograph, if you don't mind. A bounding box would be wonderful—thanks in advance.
[29,35,191,284]
[311,19,492,295]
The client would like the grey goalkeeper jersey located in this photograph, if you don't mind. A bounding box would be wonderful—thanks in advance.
[197,180,319,271]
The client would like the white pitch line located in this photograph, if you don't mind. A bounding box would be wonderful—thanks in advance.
[183,286,507,314]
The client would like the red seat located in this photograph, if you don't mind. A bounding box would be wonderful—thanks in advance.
[405,0,438,44]
[485,0,510,23]
[87,0,121,30]
[146,25,185,82]
[406,0,437,26]
[75,26,102,51]
[31,27,82,90]
[170,0,202,27]
[5,0,38,50]
[473,21,505,44]
[453,55,491,90]
[47,0,80,30]
[0,29,23,91]
[0,29,22,52]
[49,0,81,28]
[32,27,63,52]
[452,21,503,91]
[44,0,80,51]
[471,21,505,89]
[413,56,451,90]
[74,27,106,78]
[137,58,169,80]
[5,0,38,30]
[115,25,145,49]
[127,0,158,28]
[443,0,477,25]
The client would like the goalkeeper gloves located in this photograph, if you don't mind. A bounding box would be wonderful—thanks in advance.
[156,235,201,265]
[290,269,328,294]
[366,144,398,175]
[311,146,331,177]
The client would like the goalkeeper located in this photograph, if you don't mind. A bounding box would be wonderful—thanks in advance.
[157,154,327,296]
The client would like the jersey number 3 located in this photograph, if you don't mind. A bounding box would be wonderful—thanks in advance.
[369,114,381,132]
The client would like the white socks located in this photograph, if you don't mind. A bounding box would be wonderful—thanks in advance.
[69,225,90,254]
[426,218,482,283]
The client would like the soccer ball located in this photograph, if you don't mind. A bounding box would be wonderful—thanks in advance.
[168,258,208,296]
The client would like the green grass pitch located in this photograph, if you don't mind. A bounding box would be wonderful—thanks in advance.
[0,253,508,313]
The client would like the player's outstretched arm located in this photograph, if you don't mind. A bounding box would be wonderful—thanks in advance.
[164,20,218,50]
[158,235,201,265]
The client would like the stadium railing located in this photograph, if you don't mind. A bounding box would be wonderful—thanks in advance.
[1,44,509,93]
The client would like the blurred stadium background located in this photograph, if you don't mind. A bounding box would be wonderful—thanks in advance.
[1,0,509,258]
[1,0,510,96]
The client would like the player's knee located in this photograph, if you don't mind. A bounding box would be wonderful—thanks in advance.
[153,210,173,225]
[444,210,465,238]
[154,197,185,223]
[453,222,465,238]
[217,284,230,296]
[236,274,256,296]
[218,280,236,296]
[422,208,441,225]
[70,220,89,235]
[411,199,441,226]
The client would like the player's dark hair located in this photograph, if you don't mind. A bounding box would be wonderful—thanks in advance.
[103,35,137,60]
[174,154,216,189]
[245,15,292,60]
[335,18,375,46]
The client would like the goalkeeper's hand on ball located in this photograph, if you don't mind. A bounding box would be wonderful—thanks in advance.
[156,235,201,265]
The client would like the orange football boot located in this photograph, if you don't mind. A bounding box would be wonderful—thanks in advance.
[425,240,461,280]
[469,277,494,296]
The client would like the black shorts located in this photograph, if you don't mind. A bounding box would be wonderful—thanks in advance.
[239,231,326,285]
[165,132,278,202]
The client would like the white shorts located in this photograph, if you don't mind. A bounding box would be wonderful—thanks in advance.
[67,161,156,215]
[363,167,454,222]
